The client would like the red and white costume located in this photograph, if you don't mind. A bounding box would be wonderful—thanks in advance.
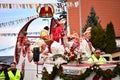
[80,27,95,58]
[51,22,64,45]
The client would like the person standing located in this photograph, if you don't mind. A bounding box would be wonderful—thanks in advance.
[0,64,7,80]
[5,62,23,80]
[80,27,95,59]
[51,15,67,45]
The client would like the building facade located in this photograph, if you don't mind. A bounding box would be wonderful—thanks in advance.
[68,0,120,37]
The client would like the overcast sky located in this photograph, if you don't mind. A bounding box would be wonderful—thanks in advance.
[0,8,36,56]
[0,0,60,56]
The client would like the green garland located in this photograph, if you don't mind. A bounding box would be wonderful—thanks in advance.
[42,63,120,80]
[52,54,82,63]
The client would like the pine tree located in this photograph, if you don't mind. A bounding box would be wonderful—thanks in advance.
[105,22,117,53]
[90,23,106,51]
[83,6,99,33]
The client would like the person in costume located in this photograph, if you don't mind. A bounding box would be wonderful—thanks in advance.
[80,27,95,59]
[64,32,82,62]
[51,15,67,45]
[40,26,50,40]
[39,43,52,62]
[88,48,107,64]
[5,62,23,80]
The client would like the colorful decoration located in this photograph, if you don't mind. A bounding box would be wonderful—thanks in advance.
[39,4,54,18]
[52,34,82,65]
[0,15,38,28]
[42,63,120,80]
[0,46,14,52]
[0,1,79,27]
[14,18,37,64]
[0,2,78,9]
[0,32,40,37]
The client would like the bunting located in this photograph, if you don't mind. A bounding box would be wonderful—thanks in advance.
[0,1,79,9]
[0,4,36,9]
[0,32,40,37]
[0,1,79,27]
[0,15,38,28]
[0,46,14,52]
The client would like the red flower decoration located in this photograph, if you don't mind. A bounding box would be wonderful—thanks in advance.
[64,39,82,62]
[93,75,100,80]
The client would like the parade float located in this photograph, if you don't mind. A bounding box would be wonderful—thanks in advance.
[13,1,72,80]
[11,1,120,80]
[14,10,120,80]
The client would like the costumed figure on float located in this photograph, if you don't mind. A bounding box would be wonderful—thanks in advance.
[80,27,95,60]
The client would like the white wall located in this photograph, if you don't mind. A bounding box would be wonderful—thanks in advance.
[116,39,120,47]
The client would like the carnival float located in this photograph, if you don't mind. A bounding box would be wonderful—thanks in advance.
[14,2,82,80]
[13,1,120,80]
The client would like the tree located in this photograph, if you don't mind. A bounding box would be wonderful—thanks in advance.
[105,22,117,53]
[83,6,99,33]
[90,23,107,51]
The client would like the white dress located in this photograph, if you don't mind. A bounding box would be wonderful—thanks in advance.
[80,38,95,58]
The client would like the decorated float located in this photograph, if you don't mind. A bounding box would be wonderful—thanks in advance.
[12,1,120,80]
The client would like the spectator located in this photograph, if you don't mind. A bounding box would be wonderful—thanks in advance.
[5,62,23,80]
[0,64,7,80]
[88,48,107,64]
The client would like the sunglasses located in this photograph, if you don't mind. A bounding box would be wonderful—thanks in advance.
[95,52,101,54]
